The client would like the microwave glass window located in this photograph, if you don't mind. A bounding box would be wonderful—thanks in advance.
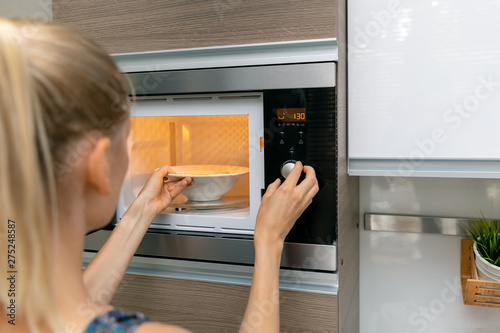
[126,115,249,211]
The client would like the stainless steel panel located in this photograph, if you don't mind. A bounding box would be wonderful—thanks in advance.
[127,62,336,96]
[111,61,338,274]
[85,229,337,272]
[349,158,500,178]
[112,39,338,73]
[364,213,480,236]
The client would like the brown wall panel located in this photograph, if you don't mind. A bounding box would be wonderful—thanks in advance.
[336,0,361,332]
[112,274,337,333]
[53,0,336,54]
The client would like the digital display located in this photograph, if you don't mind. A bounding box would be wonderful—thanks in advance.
[277,108,306,122]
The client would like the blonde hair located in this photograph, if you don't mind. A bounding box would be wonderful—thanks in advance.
[0,18,128,332]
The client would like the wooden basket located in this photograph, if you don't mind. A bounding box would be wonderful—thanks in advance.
[460,239,500,308]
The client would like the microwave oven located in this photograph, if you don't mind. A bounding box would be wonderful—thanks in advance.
[85,61,338,272]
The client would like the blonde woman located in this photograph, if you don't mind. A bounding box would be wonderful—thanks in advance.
[0,18,319,333]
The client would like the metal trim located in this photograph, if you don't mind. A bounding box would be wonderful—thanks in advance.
[85,229,337,272]
[127,62,337,95]
[112,38,338,73]
[349,158,500,179]
[82,252,339,295]
[364,213,480,236]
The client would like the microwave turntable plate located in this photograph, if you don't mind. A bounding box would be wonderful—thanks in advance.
[169,195,249,211]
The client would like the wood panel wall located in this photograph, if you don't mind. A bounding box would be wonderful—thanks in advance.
[336,0,361,332]
[112,274,337,333]
[53,0,336,54]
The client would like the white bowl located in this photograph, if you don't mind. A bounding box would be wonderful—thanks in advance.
[168,165,249,201]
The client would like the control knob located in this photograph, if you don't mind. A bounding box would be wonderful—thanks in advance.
[280,160,296,178]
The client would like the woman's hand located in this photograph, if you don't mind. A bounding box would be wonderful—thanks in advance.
[254,161,319,251]
[135,165,194,219]
[240,162,318,333]
[84,166,192,304]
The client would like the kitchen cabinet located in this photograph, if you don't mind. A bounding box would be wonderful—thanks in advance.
[359,176,500,332]
[52,0,336,54]
[348,0,500,178]
[111,274,336,333]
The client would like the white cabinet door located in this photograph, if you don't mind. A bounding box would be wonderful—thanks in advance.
[348,0,500,178]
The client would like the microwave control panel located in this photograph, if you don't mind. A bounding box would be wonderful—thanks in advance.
[263,88,337,244]
[264,92,308,180]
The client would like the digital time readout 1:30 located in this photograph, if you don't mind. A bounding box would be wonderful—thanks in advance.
[277,108,306,122]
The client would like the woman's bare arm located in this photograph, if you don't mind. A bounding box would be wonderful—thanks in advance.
[240,162,319,332]
[83,166,192,304]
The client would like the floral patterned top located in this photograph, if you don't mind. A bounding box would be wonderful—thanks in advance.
[85,308,153,333]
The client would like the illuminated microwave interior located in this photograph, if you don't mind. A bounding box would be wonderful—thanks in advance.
[123,115,250,216]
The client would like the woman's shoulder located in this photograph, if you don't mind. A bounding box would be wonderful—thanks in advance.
[85,307,191,333]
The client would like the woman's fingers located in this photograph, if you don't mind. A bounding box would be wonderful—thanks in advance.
[156,165,194,186]
[254,162,321,248]
[167,166,177,174]
[283,163,318,200]
[284,165,318,214]
[297,165,317,191]
[159,164,193,198]
[283,161,303,187]
[300,166,319,204]
[149,165,172,185]
[263,178,281,198]
[165,178,192,198]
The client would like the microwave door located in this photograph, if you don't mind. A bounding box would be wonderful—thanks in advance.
[118,93,264,235]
